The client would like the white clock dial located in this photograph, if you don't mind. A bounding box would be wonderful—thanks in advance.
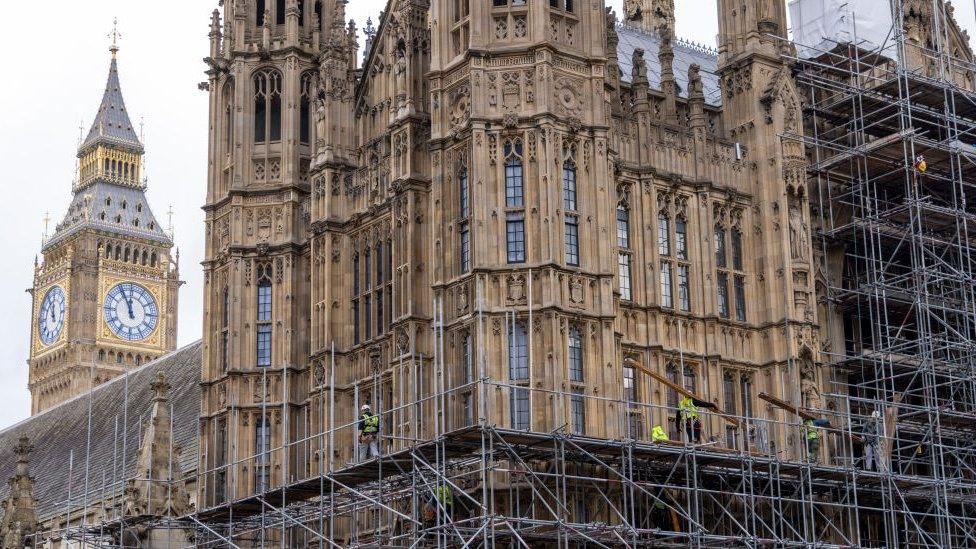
[38,286,67,346]
[104,283,158,341]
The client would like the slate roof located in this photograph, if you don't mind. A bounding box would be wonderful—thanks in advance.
[616,23,723,107]
[43,180,172,251]
[0,342,202,523]
[80,56,143,155]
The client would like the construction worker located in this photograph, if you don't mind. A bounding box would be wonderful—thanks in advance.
[862,410,881,471]
[358,404,380,460]
[651,496,670,531]
[676,396,716,444]
[803,418,830,463]
[436,484,454,522]
[651,424,669,443]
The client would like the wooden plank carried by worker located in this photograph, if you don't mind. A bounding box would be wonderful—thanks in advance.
[758,392,818,421]
[637,364,741,428]
[759,392,864,444]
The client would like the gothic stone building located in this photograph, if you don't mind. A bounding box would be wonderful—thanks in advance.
[198,0,824,506]
[1,0,975,547]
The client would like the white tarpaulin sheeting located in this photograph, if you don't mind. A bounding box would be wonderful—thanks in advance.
[789,0,897,59]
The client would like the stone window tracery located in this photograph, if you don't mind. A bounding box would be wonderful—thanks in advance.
[253,69,282,143]
[256,263,273,367]
[300,72,313,145]
[564,160,579,266]
[505,140,526,264]
[459,164,471,274]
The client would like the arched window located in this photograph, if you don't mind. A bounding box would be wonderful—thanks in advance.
[221,287,230,371]
[676,217,687,260]
[98,349,106,362]
[508,321,528,380]
[124,247,131,262]
[314,1,323,30]
[568,326,583,382]
[682,366,696,393]
[255,416,271,491]
[504,140,526,264]
[352,253,360,294]
[253,70,282,143]
[715,226,727,267]
[256,0,266,26]
[562,162,577,211]
[563,160,579,266]
[300,72,313,145]
[616,204,629,247]
[458,166,470,273]
[298,0,305,26]
[276,0,286,25]
[504,141,524,208]
[150,252,158,267]
[223,81,234,151]
[665,363,678,408]
[141,250,148,265]
[658,214,671,256]
[105,244,112,258]
[256,263,273,367]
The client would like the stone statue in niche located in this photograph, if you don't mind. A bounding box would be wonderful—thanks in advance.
[799,354,821,410]
[393,39,408,116]
[315,91,328,148]
[788,202,809,261]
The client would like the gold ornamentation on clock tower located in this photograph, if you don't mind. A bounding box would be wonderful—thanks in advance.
[27,41,180,415]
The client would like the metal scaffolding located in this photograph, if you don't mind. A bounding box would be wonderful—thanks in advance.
[21,1,976,547]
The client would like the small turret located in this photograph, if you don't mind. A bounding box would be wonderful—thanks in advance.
[0,438,38,549]
[209,9,223,60]
[658,25,678,125]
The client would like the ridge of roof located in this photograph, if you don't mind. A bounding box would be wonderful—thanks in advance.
[0,340,202,436]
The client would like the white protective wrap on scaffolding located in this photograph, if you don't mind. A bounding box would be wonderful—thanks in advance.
[789,0,896,58]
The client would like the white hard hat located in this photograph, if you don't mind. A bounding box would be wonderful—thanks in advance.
[361,404,370,411]
[871,410,881,418]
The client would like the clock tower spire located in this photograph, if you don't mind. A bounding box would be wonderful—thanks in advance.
[27,29,181,415]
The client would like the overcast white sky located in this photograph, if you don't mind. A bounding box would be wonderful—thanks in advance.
[0,1,973,430]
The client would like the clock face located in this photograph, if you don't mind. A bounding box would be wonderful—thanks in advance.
[38,286,67,346]
[104,283,158,341]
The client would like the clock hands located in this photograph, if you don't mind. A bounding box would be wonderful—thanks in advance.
[125,285,135,320]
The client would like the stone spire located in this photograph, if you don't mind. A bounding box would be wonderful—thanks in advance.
[123,373,190,520]
[0,438,38,549]
[79,50,143,157]
[658,25,678,125]
[209,9,223,60]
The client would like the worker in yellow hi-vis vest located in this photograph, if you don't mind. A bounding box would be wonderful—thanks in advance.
[804,418,831,463]
[359,404,381,460]
[677,396,717,444]
[652,425,669,442]
[437,484,454,522]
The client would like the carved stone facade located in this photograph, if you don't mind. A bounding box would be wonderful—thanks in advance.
[27,48,180,415]
[195,0,831,510]
[196,0,976,533]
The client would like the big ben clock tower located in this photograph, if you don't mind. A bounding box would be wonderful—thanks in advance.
[27,39,180,415]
